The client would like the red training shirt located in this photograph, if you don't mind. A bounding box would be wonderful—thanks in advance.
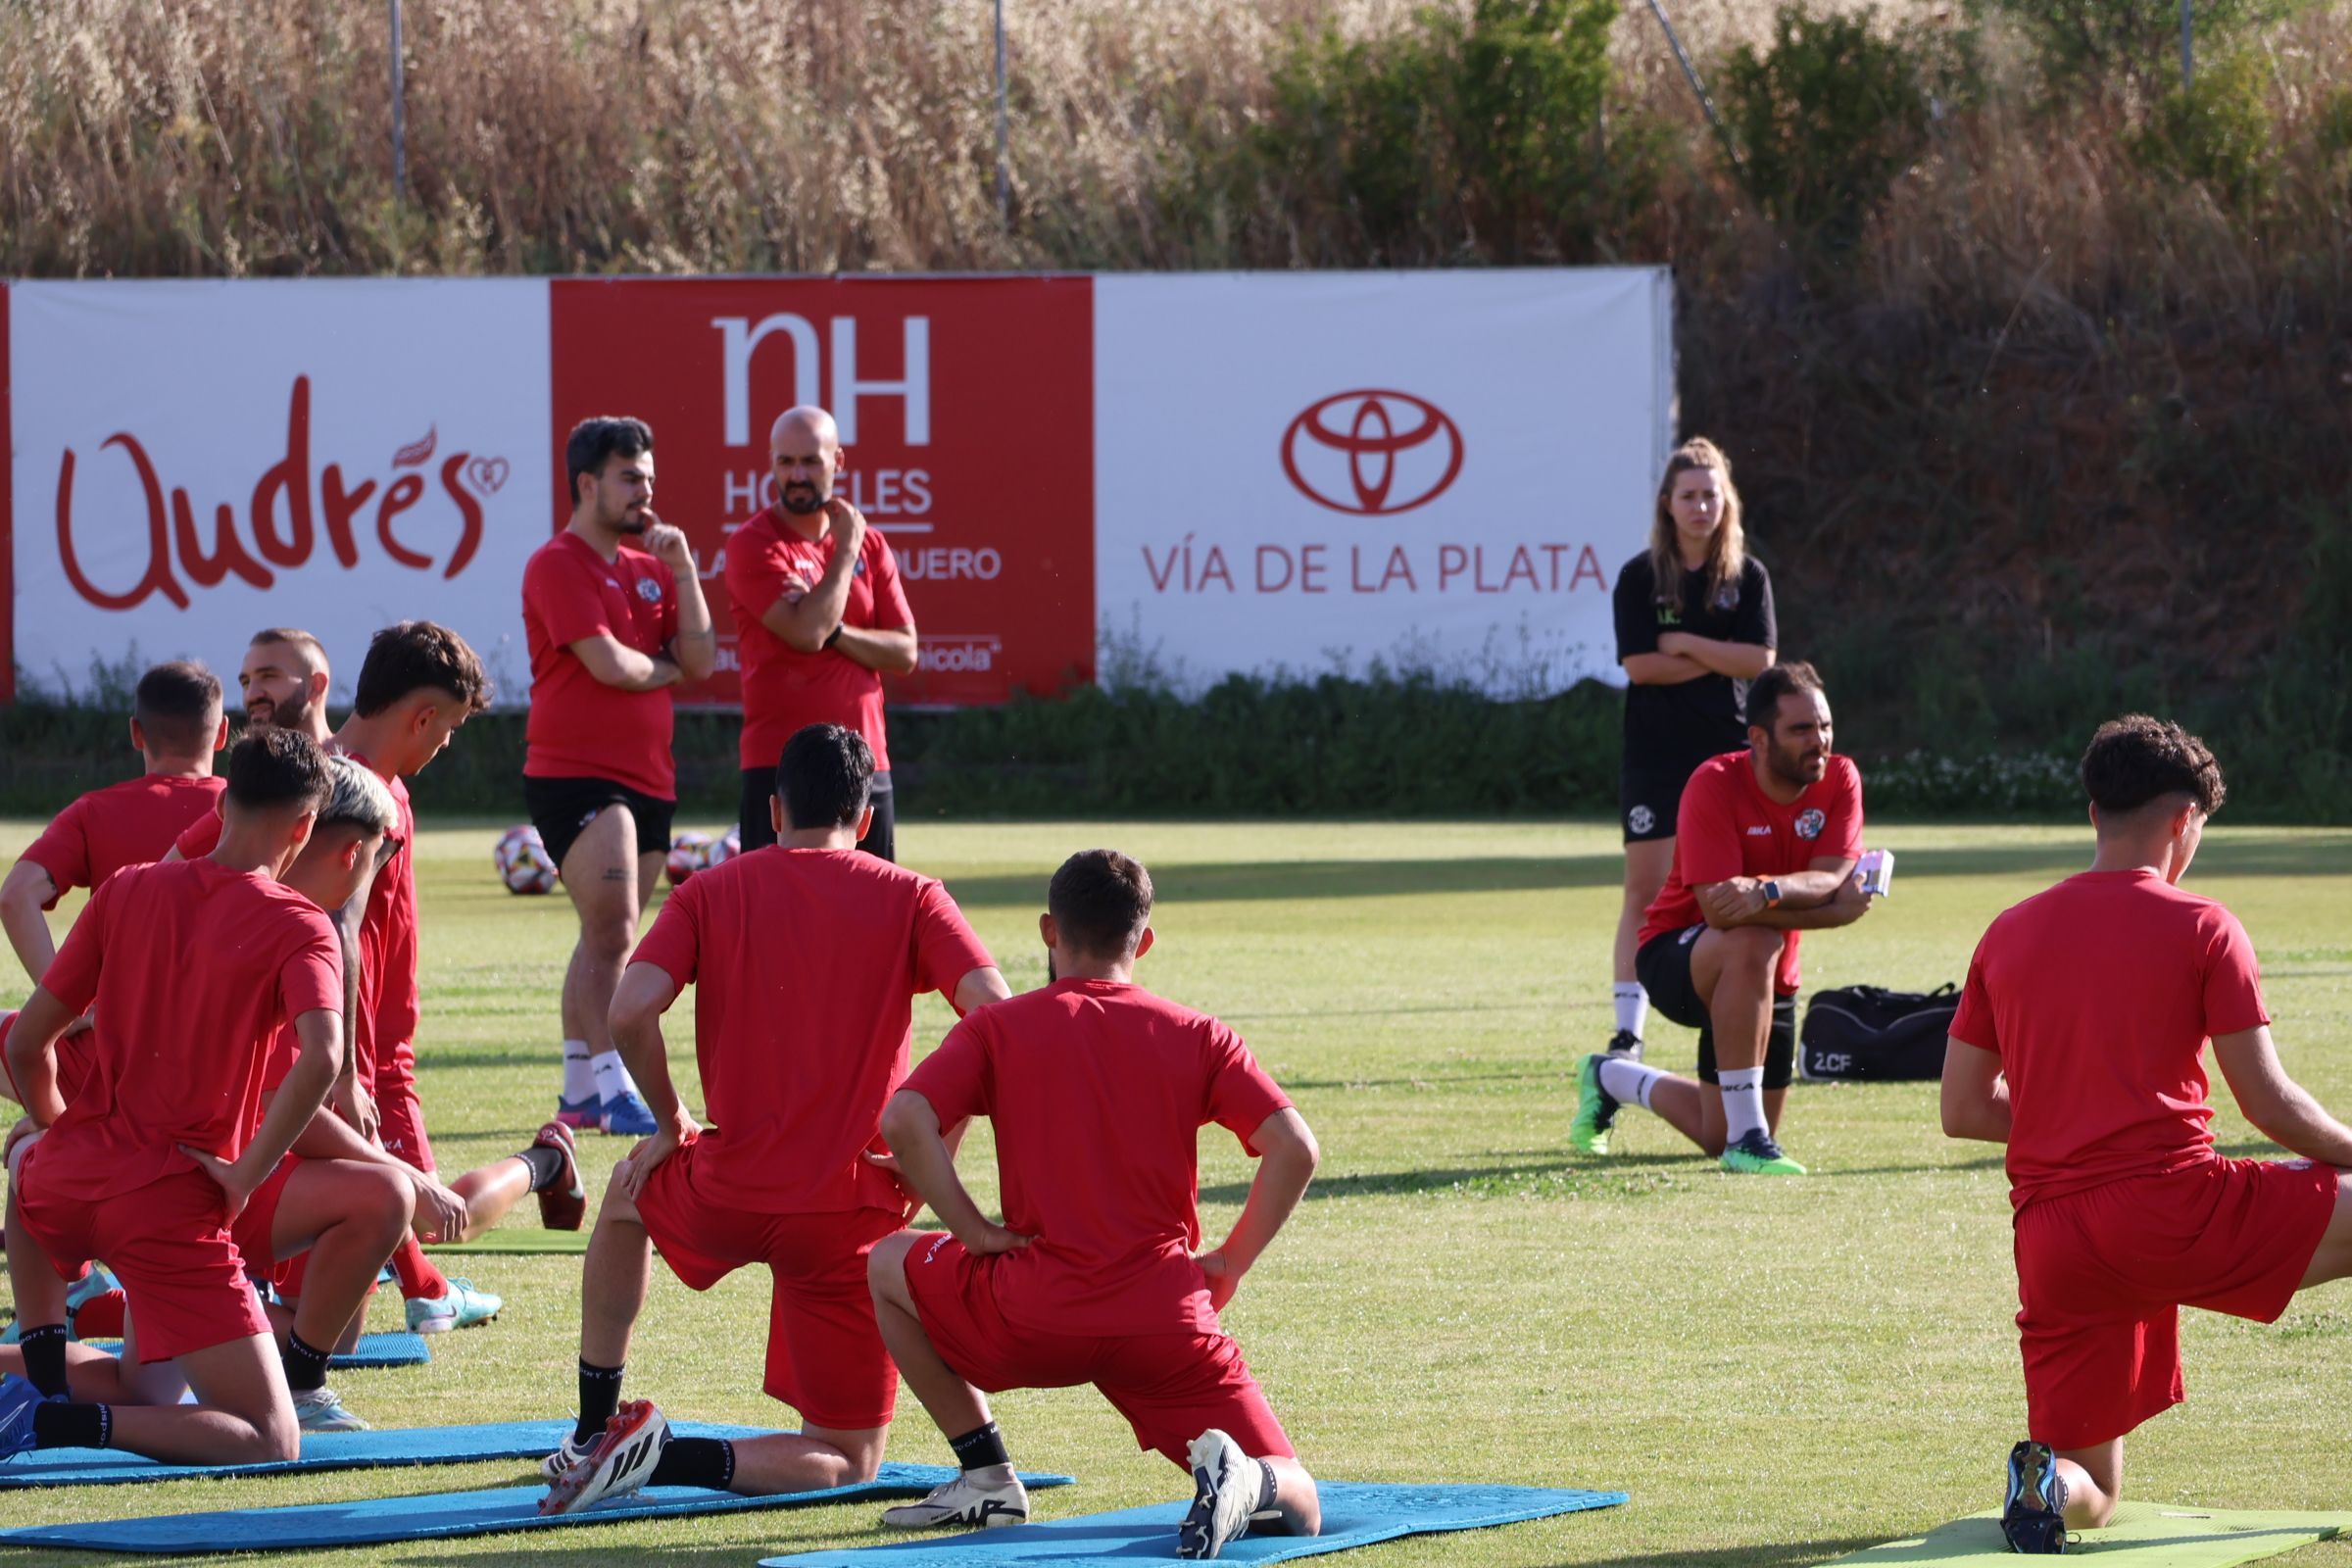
[726,506,912,772]
[177,754,417,1086]
[903,978,1295,1338]
[1638,750,1865,995]
[522,531,682,800]
[20,773,226,907]
[1951,869,2269,1211]
[28,858,342,1201]
[626,846,992,1214]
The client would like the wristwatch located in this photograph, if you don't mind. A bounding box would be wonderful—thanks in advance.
[1761,879,1784,908]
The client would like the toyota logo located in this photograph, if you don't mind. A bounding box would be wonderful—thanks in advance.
[1281,390,1464,516]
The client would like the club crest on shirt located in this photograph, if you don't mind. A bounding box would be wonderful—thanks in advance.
[1712,583,1740,612]
[635,578,663,604]
[1627,805,1655,835]
[1794,808,1826,840]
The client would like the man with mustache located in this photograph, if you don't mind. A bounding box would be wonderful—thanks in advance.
[237,629,332,745]
[1569,662,1873,1174]
[523,417,716,1136]
[726,406,916,862]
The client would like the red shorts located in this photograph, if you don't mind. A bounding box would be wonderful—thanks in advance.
[373,1041,434,1174]
[903,1233,1294,1469]
[2014,1156,2339,1448]
[16,1143,270,1363]
[634,1138,904,1431]
[226,1156,302,1291]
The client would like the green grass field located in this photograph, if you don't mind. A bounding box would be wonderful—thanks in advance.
[3,817,2350,1566]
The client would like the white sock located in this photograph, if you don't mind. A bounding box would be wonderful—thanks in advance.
[592,1050,638,1104]
[562,1040,595,1102]
[1597,1055,1668,1111]
[1611,983,1647,1038]
[1719,1066,1767,1143]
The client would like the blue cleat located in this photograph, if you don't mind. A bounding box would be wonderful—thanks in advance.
[555,1094,604,1131]
[1,1373,51,1460]
[2001,1440,2072,1554]
[601,1090,659,1137]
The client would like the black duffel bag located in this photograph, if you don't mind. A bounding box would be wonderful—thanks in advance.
[1796,982,1961,1082]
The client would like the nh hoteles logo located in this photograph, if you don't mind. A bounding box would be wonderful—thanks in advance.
[1280,389,1465,516]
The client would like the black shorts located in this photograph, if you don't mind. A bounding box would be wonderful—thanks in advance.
[1618,754,1715,845]
[1635,924,1798,1090]
[739,767,895,863]
[523,776,676,871]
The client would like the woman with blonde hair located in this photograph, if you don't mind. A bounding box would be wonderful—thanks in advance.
[1598,438,1776,1061]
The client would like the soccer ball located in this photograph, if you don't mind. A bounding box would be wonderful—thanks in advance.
[709,824,743,868]
[493,825,559,895]
[665,830,714,887]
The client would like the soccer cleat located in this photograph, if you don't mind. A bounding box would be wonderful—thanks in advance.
[541,1430,599,1482]
[601,1090,660,1137]
[2001,1441,2072,1554]
[1568,1054,1621,1156]
[406,1277,503,1334]
[0,1374,49,1461]
[532,1120,587,1231]
[1719,1128,1807,1175]
[291,1386,370,1433]
[540,1399,668,1515]
[879,1470,1030,1531]
[555,1094,604,1130]
[1178,1428,1263,1559]
[7,1262,127,1342]
[1605,1028,1644,1061]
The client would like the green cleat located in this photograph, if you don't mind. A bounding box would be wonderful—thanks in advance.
[1568,1054,1621,1156]
[1719,1128,1806,1175]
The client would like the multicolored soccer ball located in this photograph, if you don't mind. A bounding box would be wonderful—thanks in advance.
[665,830,715,887]
[492,825,559,895]
[709,824,744,868]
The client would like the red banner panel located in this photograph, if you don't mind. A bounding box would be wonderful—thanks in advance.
[549,276,1095,708]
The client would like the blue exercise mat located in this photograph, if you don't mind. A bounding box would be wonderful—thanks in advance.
[760,1482,1628,1566]
[0,1466,1076,1551]
[84,1332,431,1370]
[0,1418,762,1491]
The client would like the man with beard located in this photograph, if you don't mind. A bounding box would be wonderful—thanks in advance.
[523,417,715,1135]
[0,662,228,988]
[726,406,916,861]
[237,629,333,746]
[1569,662,1873,1174]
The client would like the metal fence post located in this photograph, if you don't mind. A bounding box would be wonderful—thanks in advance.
[1642,0,1740,172]
[389,0,407,198]
[994,0,1009,224]
[2180,0,2194,91]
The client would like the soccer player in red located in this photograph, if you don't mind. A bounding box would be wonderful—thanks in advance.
[864,849,1324,1560]
[0,661,227,987]
[1940,716,2352,1554]
[1569,662,1873,1175]
[237,628,334,746]
[0,729,347,1466]
[524,416,715,1138]
[726,406,916,863]
[539,723,1006,1514]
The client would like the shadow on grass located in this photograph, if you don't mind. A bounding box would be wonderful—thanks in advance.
[935,834,2347,907]
[1203,1154,1694,1205]
[1540,1539,1889,1568]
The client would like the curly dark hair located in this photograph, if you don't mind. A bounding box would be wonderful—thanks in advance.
[2081,714,2227,816]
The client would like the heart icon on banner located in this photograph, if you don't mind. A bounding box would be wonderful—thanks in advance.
[466,456,511,494]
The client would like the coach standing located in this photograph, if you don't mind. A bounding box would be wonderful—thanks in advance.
[523,416,715,1135]
[726,405,916,861]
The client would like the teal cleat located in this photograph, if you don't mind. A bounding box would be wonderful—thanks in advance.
[1568,1054,1621,1157]
[407,1277,503,1334]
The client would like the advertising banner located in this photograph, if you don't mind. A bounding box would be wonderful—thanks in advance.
[549,276,1095,709]
[1094,270,1671,696]
[7,279,553,704]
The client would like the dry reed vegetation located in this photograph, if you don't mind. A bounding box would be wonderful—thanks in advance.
[4,0,2351,806]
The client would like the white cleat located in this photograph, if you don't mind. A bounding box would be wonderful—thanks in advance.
[539,1399,666,1515]
[540,1429,597,1482]
[291,1386,370,1433]
[879,1469,1029,1531]
[1177,1428,1261,1559]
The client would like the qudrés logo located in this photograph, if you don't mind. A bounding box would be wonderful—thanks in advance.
[1280,390,1464,516]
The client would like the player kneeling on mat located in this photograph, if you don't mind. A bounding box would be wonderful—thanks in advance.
[1943,716,2352,1554]
[867,849,1322,1560]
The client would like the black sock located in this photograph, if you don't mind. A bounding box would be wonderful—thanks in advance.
[1256,1458,1280,1512]
[648,1436,735,1491]
[516,1146,568,1192]
[31,1400,109,1450]
[949,1420,1010,1472]
[282,1332,333,1394]
[20,1323,70,1398]
[575,1360,625,1446]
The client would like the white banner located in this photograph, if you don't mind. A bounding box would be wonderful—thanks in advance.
[1094,269,1671,696]
[10,279,552,704]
